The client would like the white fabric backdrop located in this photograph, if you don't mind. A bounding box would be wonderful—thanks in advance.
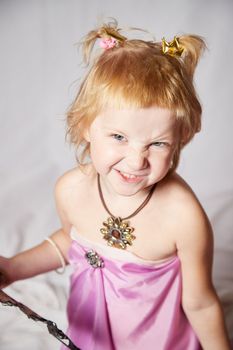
[0,0,232,348]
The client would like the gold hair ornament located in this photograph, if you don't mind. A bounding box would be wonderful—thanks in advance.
[162,36,184,57]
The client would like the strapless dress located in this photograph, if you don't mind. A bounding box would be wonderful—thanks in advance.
[61,226,201,350]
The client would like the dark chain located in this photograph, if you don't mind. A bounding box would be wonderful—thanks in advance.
[0,289,80,350]
[97,173,156,220]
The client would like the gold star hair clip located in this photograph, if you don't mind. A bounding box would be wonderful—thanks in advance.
[161,36,184,57]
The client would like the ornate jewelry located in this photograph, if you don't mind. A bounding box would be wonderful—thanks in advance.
[101,216,135,250]
[97,174,156,250]
[85,250,104,268]
[161,36,184,57]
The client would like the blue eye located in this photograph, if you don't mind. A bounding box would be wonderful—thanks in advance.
[112,134,125,141]
[152,141,167,147]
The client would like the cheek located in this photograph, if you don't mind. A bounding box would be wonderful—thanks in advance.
[89,140,122,170]
[104,149,123,169]
[150,151,173,171]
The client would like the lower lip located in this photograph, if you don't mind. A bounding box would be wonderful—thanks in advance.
[116,170,144,183]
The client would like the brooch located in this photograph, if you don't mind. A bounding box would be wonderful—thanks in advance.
[85,250,104,268]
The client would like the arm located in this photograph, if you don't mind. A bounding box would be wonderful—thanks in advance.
[0,228,70,288]
[177,199,231,349]
[0,172,74,289]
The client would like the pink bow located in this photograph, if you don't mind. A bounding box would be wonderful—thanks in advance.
[99,37,117,49]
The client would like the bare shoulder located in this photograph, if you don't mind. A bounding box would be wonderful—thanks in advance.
[160,174,217,310]
[54,164,95,231]
[55,166,87,191]
[55,164,94,198]
[158,172,213,252]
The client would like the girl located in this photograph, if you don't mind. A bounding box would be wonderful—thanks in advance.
[0,20,231,350]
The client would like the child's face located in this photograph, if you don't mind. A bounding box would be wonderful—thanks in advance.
[86,106,179,197]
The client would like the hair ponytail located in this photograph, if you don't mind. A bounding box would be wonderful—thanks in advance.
[81,19,126,64]
[178,35,206,78]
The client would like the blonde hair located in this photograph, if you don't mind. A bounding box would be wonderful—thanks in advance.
[66,19,206,172]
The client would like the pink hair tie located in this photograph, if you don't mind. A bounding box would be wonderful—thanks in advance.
[99,37,117,50]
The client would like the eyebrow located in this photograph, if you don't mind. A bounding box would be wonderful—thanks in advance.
[103,127,127,135]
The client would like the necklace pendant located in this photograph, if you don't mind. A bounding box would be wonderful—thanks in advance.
[100,216,135,250]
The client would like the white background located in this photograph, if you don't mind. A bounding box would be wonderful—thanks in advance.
[0,1,232,349]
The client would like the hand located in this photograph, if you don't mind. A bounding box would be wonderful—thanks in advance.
[0,256,14,289]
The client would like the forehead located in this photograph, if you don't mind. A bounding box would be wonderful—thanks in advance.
[92,106,177,135]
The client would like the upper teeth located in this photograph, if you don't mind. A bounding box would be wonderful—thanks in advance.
[120,171,138,179]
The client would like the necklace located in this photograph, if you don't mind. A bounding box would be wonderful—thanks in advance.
[97,173,157,250]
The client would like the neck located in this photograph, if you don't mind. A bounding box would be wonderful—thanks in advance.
[97,173,156,219]
[99,174,154,201]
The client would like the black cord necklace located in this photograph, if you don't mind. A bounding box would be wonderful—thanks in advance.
[97,173,157,249]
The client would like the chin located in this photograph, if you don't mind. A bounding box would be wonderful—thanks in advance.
[111,182,146,197]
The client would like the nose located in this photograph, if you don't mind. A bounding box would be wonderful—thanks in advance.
[126,148,149,171]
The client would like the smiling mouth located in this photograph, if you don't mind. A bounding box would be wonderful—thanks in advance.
[116,170,145,182]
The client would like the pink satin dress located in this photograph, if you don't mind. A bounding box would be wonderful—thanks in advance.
[62,226,201,350]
